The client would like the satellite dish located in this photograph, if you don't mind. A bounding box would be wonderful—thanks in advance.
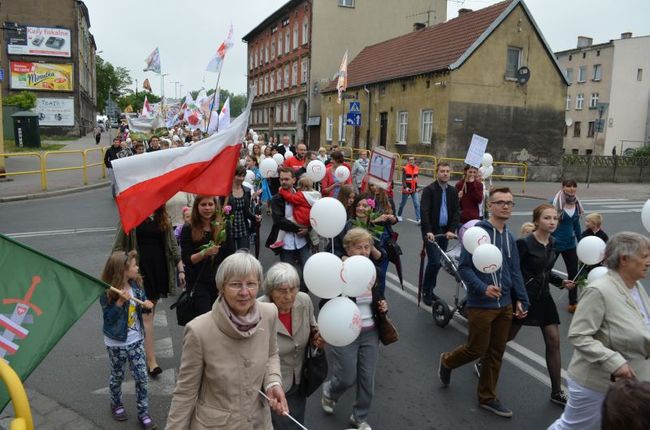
[516,66,531,85]
[565,117,573,127]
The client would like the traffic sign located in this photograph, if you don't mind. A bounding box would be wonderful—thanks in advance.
[349,101,361,113]
[346,112,361,127]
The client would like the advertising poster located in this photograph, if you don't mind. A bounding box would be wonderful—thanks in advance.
[6,25,71,58]
[464,134,489,168]
[35,98,75,126]
[9,62,74,92]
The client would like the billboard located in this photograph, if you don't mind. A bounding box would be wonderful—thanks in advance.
[6,25,71,58]
[9,62,74,92]
[35,98,75,127]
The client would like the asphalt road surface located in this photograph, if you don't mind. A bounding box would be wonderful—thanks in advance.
[0,188,647,429]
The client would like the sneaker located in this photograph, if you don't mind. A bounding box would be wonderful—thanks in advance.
[567,304,577,314]
[321,389,335,415]
[270,240,285,249]
[422,292,439,307]
[480,399,513,418]
[550,390,568,406]
[474,360,482,378]
[397,216,403,222]
[438,353,451,387]
[111,404,127,421]
[349,415,372,430]
[138,414,157,430]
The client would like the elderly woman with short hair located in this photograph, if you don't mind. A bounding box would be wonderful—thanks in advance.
[166,252,288,429]
[549,232,650,430]
[258,262,323,429]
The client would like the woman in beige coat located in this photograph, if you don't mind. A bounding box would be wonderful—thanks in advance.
[549,232,650,430]
[258,262,324,429]
[166,252,287,429]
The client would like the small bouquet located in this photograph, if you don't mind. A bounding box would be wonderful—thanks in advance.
[351,198,385,240]
[199,205,233,254]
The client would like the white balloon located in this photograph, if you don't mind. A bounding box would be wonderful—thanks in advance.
[303,252,344,299]
[462,226,491,254]
[306,160,327,182]
[642,199,650,232]
[472,244,503,274]
[247,143,254,153]
[244,170,256,184]
[310,197,347,238]
[481,165,494,179]
[273,153,285,165]
[341,255,376,297]
[587,266,608,284]
[334,165,350,182]
[239,158,246,166]
[577,236,607,265]
[317,296,362,347]
[482,153,493,167]
[285,150,294,159]
[259,158,279,178]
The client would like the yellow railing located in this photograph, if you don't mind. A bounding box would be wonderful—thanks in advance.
[0,147,107,191]
[0,360,33,430]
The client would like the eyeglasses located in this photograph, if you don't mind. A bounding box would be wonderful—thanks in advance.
[225,281,260,292]
[490,200,516,208]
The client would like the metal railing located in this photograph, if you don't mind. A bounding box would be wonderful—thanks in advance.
[0,147,107,191]
[0,360,33,430]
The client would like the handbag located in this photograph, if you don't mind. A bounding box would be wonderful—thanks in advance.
[299,346,328,397]
[377,313,399,346]
[169,288,197,326]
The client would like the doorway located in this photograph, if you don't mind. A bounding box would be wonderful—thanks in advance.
[379,112,388,148]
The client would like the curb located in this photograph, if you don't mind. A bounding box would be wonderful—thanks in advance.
[513,193,547,201]
[0,181,110,203]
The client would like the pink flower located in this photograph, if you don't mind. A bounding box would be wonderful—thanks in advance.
[223,205,232,215]
[366,198,376,210]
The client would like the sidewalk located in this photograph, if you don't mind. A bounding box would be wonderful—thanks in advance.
[0,132,111,201]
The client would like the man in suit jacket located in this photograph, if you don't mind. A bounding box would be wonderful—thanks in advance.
[275,134,296,157]
[420,162,460,305]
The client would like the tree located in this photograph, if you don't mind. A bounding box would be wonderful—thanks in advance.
[2,91,36,110]
[96,56,133,113]
[117,92,161,113]
[187,88,247,117]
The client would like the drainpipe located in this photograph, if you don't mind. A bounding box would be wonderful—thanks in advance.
[364,86,371,149]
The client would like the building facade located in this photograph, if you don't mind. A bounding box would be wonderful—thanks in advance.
[556,33,650,155]
[320,0,568,172]
[242,0,446,147]
[1,0,97,137]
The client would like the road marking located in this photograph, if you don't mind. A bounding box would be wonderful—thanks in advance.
[6,227,116,238]
[602,204,646,209]
[155,337,174,359]
[580,198,628,202]
[153,310,168,328]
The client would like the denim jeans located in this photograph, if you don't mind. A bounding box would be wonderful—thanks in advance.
[423,234,448,297]
[397,191,421,221]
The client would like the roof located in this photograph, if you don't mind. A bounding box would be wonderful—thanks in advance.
[325,0,566,91]
[242,0,304,42]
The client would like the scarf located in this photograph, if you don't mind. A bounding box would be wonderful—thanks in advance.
[552,190,584,219]
[220,296,261,332]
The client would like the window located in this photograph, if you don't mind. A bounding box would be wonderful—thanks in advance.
[571,149,579,155]
[282,18,290,27]
[564,125,568,136]
[291,61,298,86]
[592,64,602,81]
[338,0,355,6]
[302,18,309,44]
[249,54,253,70]
[565,68,573,84]
[589,92,599,108]
[576,93,584,110]
[638,68,644,81]
[284,64,290,88]
[338,115,346,142]
[578,66,586,82]
[420,110,433,144]
[289,99,293,122]
[270,40,275,58]
[586,149,593,155]
[282,101,288,123]
[587,121,595,137]
[505,47,522,79]
[293,25,299,50]
[565,95,571,111]
[284,30,290,54]
[326,117,333,141]
[397,111,408,142]
[254,49,259,67]
[275,103,281,123]
[265,43,269,63]
[264,74,269,94]
[301,58,309,83]
[277,34,282,57]
[573,121,581,137]
[270,73,275,92]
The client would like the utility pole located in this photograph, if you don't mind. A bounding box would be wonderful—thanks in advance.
[0,48,5,178]
[586,103,608,188]
[171,81,180,99]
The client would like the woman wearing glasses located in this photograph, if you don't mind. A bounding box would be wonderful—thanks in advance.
[166,252,288,429]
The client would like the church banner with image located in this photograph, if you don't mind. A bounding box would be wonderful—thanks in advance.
[9,62,74,92]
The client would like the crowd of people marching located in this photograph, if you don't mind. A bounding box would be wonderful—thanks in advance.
[99,123,650,430]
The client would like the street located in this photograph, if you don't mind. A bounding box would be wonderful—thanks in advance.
[0,188,648,429]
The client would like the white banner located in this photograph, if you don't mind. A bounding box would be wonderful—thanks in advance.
[7,25,71,58]
[35,98,74,127]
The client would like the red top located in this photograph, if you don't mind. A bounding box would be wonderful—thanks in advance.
[455,179,484,224]
[284,156,306,171]
[278,310,292,335]
[278,188,311,226]
[321,163,352,197]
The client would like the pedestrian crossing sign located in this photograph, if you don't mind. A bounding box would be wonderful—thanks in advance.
[349,101,361,113]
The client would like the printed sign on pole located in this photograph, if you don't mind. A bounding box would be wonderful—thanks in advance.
[349,101,361,113]
[464,134,489,168]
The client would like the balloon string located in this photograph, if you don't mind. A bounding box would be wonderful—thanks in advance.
[491,272,500,308]
[258,390,308,430]
[572,263,586,282]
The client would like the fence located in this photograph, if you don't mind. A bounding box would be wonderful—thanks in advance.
[562,155,650,183]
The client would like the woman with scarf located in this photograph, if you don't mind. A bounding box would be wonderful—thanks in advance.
[550,179,584,313]
[166,252,288,429]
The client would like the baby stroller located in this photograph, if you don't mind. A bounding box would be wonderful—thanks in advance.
[419,235,468,327]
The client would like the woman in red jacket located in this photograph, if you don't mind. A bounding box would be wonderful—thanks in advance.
[455,165,484,224]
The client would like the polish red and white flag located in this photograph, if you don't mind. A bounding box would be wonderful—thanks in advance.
[112,96,252,233]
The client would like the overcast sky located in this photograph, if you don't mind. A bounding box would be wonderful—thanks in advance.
[85,0,649,98]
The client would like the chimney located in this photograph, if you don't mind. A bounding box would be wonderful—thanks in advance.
[413,22,426,32]
[621,32,632,39]
[577,36,593,48]
[458,8,473,17]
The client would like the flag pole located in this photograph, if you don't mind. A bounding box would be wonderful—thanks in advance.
[205,63,223,134]
[109,286,146,307]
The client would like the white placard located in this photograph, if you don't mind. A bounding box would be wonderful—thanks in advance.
[35,98,74,126]
[7,26,71,58]
[464,134,488,168]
